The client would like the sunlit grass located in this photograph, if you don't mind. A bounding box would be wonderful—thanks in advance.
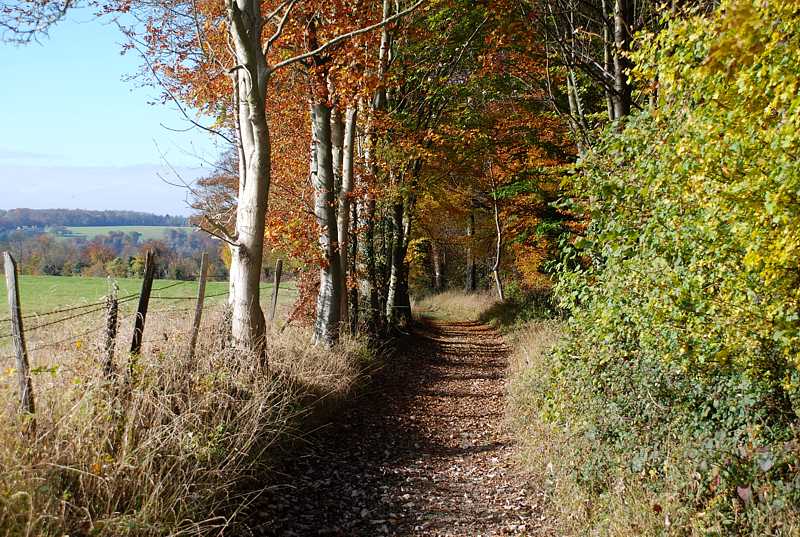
[0,309,368,536]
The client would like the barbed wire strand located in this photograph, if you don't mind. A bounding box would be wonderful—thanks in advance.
[0,281,275,342]
[0,280,188,324]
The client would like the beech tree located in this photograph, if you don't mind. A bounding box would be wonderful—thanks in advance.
[123,0,423,351]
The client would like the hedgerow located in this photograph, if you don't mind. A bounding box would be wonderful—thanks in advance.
[531,1,800,533]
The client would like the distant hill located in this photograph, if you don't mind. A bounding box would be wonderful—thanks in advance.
[0,209,188,231]
[59,225,194,241]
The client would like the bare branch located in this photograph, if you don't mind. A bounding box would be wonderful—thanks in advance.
[125,34,236,146]
[263,0,297,56]
[0,0,75,43]
[270,0,425,72]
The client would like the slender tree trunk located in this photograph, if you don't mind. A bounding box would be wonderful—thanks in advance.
[602,0,615,121]
[385,200,405,327]
[490,182,505,301]
[311,102,342,346]
[367,0,394,334]
[565,71,587,154]
[373,0,392,110]
[359,194,381,334]
[612,0,633,119]
[348,201,359,333]
[227,0,271,354]
[331,107,345,193]
[397,207,413,325]
[379,208,392,320]
[441,247,447,290]
[465,208,476,292]
[358,123,382,335]
[431,239,443,292]
[338,106,358,327]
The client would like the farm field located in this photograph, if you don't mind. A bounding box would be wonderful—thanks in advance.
[0,274,298,364]
[58,225,194,240]
[0,274,297,314]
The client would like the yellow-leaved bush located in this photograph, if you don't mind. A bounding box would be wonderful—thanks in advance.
[536,0,800,533]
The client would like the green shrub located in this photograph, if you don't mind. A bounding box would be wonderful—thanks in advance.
[525,1,800,533]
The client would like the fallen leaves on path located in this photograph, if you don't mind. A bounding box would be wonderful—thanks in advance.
[246,320,541,536]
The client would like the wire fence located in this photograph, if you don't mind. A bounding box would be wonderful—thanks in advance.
[0,281,198,340]
[0,281,287,364]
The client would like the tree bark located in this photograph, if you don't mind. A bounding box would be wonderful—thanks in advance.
[338,105,358,327]
[311,101,343,346]
[464,208,476,292]
[431,239,445,292]
[602,0,615,121]
[331,107,345,194]
[227,0,270,355]
[358,194,381,334]
[348,201,359,333]
[612,0,633,119]
[385,200,405,327]
[396,206,413,325]
[490,183,505,301]
[359,0,393,335]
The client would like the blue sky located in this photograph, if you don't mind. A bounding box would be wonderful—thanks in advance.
[0,8,222,215]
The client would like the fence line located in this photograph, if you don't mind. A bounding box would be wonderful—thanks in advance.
[0,280,278,333]
[0,257,286,400]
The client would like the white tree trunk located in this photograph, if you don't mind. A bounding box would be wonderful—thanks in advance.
[311,102,343,346]
[431,239,443,292]
[385,200,404,327]
[338,105,358,326]
[491,186,505,302]
[465,208,476,292]
[227,0,271,354]
[331,107,345,192]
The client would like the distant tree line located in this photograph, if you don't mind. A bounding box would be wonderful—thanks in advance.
[0,228,227,281]
[0,209,188,232]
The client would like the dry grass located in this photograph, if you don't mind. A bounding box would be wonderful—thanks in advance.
[504,321,568,534]
[0,305,368,536]
[413,290,500,322]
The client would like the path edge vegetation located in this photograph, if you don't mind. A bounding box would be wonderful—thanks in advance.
[0,313,378,536]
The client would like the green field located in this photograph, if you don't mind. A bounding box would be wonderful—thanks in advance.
[57,226,194,240]
[0,274,296,315]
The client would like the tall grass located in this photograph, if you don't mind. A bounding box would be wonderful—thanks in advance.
[413,290,499,321]
[0,306,367,536]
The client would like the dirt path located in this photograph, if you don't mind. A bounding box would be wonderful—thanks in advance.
[248,320,539,536]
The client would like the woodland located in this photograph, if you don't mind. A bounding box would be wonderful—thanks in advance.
[0,209,187,231]
[2,0,800,535]
[3,228,229,279]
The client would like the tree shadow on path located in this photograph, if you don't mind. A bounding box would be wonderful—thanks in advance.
[245,319,538,537]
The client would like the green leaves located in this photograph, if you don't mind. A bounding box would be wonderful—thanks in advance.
[544,0,800,531]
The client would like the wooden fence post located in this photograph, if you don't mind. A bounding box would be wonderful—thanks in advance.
[3,252,35,421]
[103,281,118,378]
[269,259,283,322]
[130,251,155,359]
[186,252,209,361]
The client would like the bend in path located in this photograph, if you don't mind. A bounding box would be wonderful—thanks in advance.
[248,319,539,536]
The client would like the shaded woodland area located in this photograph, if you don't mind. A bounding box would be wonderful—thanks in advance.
[2,0,800,535]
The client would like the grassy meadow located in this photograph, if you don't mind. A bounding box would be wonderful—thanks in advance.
[58,225,194,240]
[0,274,296,314]
[0,274,298,369]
